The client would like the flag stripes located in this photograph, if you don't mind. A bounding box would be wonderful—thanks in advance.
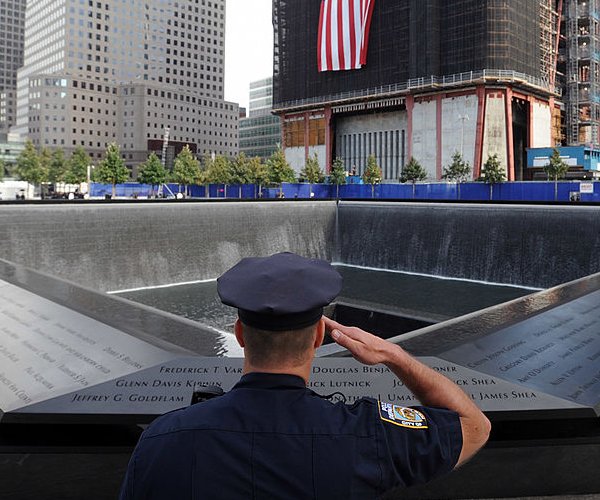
[318,0,374,72]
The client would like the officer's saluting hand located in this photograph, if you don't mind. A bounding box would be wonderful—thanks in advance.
[324,316,491,468]
[120,253,490,500]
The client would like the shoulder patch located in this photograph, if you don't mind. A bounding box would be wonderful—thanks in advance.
[378,401,428,429]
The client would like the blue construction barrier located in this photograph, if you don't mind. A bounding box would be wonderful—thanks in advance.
[89,181,600,203]
[90,182,155,198]
[91,182,190,198]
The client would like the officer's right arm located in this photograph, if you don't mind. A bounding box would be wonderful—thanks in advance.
[324,317,491,468]
[118,452,135,500]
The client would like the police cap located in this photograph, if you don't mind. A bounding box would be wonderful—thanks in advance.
[217,252,342,331]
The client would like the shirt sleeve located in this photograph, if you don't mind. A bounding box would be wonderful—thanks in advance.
[374,401,463,489]
[118,450,137,500]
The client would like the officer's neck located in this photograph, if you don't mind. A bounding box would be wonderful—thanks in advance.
[242,360,312,385]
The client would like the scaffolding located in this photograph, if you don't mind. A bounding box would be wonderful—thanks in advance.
[565,0,600,146]
[540,0,560,84]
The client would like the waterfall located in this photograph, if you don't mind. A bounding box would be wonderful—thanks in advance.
[2,200,600,291]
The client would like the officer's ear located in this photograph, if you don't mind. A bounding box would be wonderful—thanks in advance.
[234,319,245,348]
[314,318,325,348]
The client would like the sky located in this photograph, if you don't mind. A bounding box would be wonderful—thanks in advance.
[225,0,274,111]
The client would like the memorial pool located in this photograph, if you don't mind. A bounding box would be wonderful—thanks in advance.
[115,265,536,337]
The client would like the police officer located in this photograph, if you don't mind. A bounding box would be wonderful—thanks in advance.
[119,252,490,499]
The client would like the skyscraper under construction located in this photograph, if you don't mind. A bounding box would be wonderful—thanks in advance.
[564,0,600,147]
[272,0,562,181]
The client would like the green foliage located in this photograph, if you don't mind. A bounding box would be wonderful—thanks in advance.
[47,149,68,184]
[65,146,91,184]
[196,152,214,197]
[329,157,347,199]
[16,140,46,186]
[362,155,382,198]
[477,154,506,201]
[478,154,506,185]
[206,155,231,185]
[267,148,296,186]
[94,143,129,195]
[362,155,382,185]
[248,156,269,198]
[39,147,52,182]
[249,156,269,186]
[0,158,4,182]
[195,166,208,188]
[171,145,201,191]
[230,153,253,185]
[400,157,427,199]
[543,147,569,181]
[138,152,167,188]
[544,147,569,201]
[199,152,213,185]
[300,153,324,184]
[172,146,199,185]
[201,152,213,172]
[329,157,347,186]
[442,151,471,183]
[229,153,253,198]
[400,157,427,184]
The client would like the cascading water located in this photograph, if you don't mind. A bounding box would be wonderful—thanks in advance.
[337,202,600,289]
[2,201,600,292]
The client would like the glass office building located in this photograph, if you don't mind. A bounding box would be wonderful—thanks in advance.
[239,77,281,161]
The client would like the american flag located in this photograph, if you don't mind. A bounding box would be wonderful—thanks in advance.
[317,0,375,72]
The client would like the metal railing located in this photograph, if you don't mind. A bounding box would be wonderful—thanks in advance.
[273,69,561,112]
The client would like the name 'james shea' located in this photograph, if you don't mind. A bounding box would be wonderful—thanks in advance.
[386,388,538,402]
[476,391,537,401]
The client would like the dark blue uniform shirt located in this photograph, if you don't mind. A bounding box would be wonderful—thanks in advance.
[120,373,462,499]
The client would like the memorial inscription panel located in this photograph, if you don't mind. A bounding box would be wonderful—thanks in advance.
[0,280,177,414]
[16,356,582,420]
[441,290,600,407]
[1,279,593,423]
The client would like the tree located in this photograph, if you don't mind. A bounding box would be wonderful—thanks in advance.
[300,153,324,198]
[65,146,91,185]
[248,156,269,198]
[477,153,506,201]
[442,151,471,199]
[206,155,231,197]
[39,147,52,184]
[400,157,427,199]
[230,153,253,198]
[544,147,569,201]
[94,142,129,197]
[328,157,347,200]
[47,149,68,185]
[199,152,214,197]
[362,155,382,198]
[171,145,200,197]
[138,152,167,196]
[0,158,5,182]
[267,148,295,197]
[16,140,45,196]
[195,167,209,198]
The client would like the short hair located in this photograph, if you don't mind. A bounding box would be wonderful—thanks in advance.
[241,321,318,367]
